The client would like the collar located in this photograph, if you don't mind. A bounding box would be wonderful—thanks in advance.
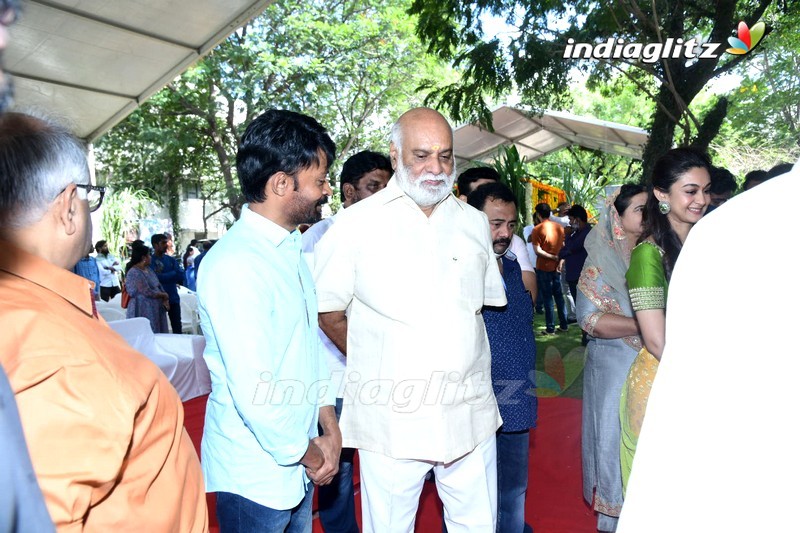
[0,240,95,318]
[240,203,299,248]
[497,248,517,261]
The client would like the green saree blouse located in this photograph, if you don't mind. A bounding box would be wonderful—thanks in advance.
[620,241,667,494]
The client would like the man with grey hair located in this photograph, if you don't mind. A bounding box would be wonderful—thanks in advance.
[0,111,207,530]
[0,2,57,530]
[315,107,506,531]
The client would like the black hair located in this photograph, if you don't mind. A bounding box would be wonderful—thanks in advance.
[236,109,336,203]
[614,183,647,215]
[534,202,552,219]
[567,204,588,223]
[150,233,166,247]
[466,181,517,211]
[457,166,500,196]
[126,243,151,273]
[742,169,768,191]
[709,166,737,195]
[339,151,392,201]
[766,162,793,179]
[95,240,107,253]
[641,147,711,281]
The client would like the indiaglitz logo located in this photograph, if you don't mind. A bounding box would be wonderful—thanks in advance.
[563,20,765,63]
[726,21,765,55]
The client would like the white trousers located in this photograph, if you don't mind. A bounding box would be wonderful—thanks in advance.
[358,435,497,533]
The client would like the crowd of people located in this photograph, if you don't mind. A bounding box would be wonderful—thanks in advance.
[0,4,797,526]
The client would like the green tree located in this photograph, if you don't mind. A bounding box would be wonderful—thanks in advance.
[95,0,452,225]
[726,8,800,150]
[409,0,792,181]
[99,188,156,260]
[532,147,640,209]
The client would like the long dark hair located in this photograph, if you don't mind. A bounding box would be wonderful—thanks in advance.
[640,147,711,281]
[125,243,151,274]
[614,183,647,216]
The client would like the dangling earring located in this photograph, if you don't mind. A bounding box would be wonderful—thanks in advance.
[658,200,671,215]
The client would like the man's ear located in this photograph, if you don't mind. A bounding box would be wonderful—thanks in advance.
[268,172,291,197]
[342,182,356,203]
[56,184,79,236]
[389,142,399,170]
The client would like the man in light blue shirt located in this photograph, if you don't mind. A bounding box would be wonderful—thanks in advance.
[198,109,340,532]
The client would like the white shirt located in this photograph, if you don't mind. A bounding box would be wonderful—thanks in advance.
[509,234,534,272]
[95,253,121,288]
[314,179,506,462]
[522,225,538,267]
[302,214,346,386]
[618,166,800,532]
[549,214,570,227]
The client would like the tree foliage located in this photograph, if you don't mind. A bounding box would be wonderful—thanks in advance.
[727,7,800,150]
[95,0,452,227]
[409,0,793,181]
[99,188,156,260]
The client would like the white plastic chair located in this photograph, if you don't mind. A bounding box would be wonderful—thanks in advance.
[97,304,127,322]
[177,286,201,335]
[107,317,210,401]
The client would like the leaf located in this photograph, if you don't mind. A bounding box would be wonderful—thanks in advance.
[737,21,751,49]
[532,370,563,397]
[543,346,566,389]
[749,22,766,49]
[728,37,749,51]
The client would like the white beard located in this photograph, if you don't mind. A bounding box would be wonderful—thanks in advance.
[394,163,457,207]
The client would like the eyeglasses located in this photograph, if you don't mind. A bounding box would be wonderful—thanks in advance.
[75,184,106,212]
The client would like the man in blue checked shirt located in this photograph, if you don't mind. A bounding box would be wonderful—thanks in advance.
[72,247,101,300]
[197,109,340,533]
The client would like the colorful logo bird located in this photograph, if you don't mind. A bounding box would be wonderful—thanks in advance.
[727,21,766,55]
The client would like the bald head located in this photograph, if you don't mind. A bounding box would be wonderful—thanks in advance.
[389,108,456,211]
[390,107,452,157]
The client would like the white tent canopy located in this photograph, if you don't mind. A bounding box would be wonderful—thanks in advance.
[454,105,649,166]
[6,0,272,141]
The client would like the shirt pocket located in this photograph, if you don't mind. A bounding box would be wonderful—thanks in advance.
[450,252,488,313]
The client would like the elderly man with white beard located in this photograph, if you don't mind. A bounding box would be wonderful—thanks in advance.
[314,107,507,532]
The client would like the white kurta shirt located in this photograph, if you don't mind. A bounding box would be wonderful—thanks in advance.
[618,165,800,532]
[314,179,506,463]
[302,214,347,385]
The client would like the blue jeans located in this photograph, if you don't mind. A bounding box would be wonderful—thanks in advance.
[536,269,568,332]
[317,398,359,533]
[216,484,314,533]
[497,431,533,533]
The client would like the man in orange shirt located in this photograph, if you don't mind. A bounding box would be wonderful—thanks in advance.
[0,111,208,531]
[530,202,569,335]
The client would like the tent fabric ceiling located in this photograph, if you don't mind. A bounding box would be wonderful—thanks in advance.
[454,106,649,165]
[6,0,272,141]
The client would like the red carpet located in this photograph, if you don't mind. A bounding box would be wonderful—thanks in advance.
[182,396,595,532]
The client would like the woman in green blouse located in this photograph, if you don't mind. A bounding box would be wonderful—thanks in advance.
[620,148,712,493]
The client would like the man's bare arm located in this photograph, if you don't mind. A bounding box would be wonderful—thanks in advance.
[319,311,347,354]
[306,405,341,485]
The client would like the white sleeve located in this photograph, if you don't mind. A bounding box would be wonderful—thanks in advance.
[510,235,534,272]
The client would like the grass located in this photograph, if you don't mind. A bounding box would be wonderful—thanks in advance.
[532,311,586,399]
